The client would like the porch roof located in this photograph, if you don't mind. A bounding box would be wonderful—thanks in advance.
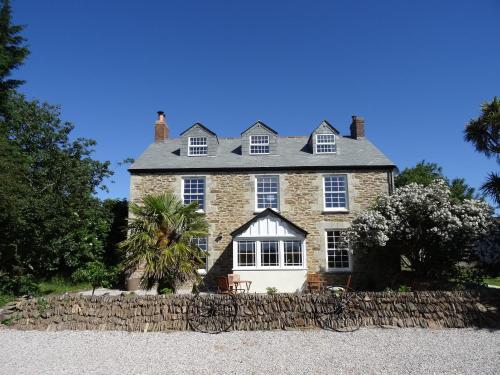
[230,208,308,238]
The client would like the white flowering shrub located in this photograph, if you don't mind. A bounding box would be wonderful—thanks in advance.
[347,180,495,282]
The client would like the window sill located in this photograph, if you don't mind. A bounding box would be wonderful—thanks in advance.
[322,209,349,214]
[253,209,279,214]
[233,267,307,271]
[325,269,352,273]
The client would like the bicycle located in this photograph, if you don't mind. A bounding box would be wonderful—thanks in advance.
[315,286,361,332]
[187,291,238,334]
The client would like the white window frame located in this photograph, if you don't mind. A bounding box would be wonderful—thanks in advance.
[316,133,336,154]
[188,137,208,156]
[233,238,307,270]
[325,230,352,272]
[192,237,208,275]
[323,174,349,212]
[260,240,280,267]
[249,135,270,155]
[182,176,206,212]
[255,175,280,211]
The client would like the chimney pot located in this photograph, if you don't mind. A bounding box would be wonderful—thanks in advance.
[154,110,169,142]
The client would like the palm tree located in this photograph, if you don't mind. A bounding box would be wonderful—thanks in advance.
[119,192,208,293]
[464,96,500,205]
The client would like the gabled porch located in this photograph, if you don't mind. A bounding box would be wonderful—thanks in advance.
[229,208,308,293]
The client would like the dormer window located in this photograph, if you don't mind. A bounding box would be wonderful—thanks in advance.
[188,137,208,156]
[250,135,270,154]
[316,134,336,154]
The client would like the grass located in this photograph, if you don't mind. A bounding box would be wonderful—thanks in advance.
[1,278,92,309]
[37,277,92,296]
[0,294,15,307]
[484,277,500,287]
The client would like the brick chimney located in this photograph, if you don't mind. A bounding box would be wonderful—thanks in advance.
[350,115,365,139]
[154,111,169,142]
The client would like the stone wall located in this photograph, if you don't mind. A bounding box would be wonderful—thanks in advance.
[130,169,394,289]
[4,290,499,332]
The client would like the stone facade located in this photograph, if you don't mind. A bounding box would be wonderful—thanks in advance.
[129,169,395,290]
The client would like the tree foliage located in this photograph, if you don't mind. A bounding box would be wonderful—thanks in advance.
[119,193,208,292]
[347,181,494,285]
[395,161,475,202]
[72,261,118,296]
[464,97,500,205]
[0,0,29,113]
[0,94,128,295]
[0,1,127,296]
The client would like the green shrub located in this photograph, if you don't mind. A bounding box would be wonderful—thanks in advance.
[0,272,40,296]
[159,287,173,295]
[71,261,119,295]
[397,285,412,292]
[266,287,278,295]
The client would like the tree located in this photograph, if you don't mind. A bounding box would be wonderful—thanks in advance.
[395,161,475,202]
[346,180,493,286]
[0,0,29,114]
[464,97,500,205]
[72,261,118,296]
[0,94,114,284]
[119,193,208,292]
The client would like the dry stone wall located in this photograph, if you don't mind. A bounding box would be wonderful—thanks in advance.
[3,290,498,332]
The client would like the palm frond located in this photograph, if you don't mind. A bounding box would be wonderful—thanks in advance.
[119,192,209,291]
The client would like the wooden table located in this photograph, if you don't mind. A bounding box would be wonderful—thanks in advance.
[233,280,252,293]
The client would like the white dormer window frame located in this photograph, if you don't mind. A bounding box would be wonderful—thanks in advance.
[250,135,270,155]
[188,137,208,156]
[316,133,336,154]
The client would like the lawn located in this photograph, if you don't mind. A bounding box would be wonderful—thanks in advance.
[38,278,92,296]
[484,277,500,287]
[0,294,15,307]
[1,278,92,308]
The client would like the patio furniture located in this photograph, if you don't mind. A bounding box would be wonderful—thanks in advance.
[307,272,326,292]
[326,274,353,293]
[228,273,252,293]
[215,276,234,295]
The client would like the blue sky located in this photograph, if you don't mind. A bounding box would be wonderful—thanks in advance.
[12,0,500,204]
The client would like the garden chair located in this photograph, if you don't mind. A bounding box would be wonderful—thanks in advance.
[215,276,234,295]
[227,273,247,294]
[307,272,326,292]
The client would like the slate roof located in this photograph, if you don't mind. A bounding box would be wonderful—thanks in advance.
[180,122,218,138]
[130,135,395,172]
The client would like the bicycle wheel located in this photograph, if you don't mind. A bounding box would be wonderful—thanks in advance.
[316,294,361,332]
[187,294,238,334]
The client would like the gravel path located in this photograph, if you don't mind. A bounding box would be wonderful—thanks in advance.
[0,328,498,374]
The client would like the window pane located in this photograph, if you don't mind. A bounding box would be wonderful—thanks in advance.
[261,241,279,266]
[183,178,205,210]
[284,241,302,266]
[192,237,208,269]
[324,175,347,209]
[256,176,279,209]
[316,144,336,153]
[316,134,335,143]
[238,241,256,267]
[188,137,208,156]
[326,230,350,269]
[316,134,336,153]
[250,135,270,154]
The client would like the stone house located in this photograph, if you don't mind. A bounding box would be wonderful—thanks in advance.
[128,112,397,292]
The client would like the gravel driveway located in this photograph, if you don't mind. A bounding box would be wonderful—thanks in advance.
[0,328,498,374]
